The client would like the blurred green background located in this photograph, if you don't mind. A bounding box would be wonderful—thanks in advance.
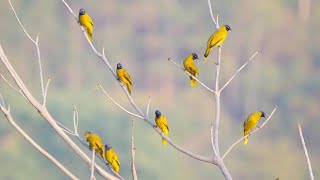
[0,0,319,179]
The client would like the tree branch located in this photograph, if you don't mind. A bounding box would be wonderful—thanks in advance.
[43,76,51,106]
[207,0,219,29]
[168,57,215,93]
[0,102,78,180]
[131,120,138,180]
[146,96,151,116]
[90,149,96,180]
[219,50,260,92]
[0,73,27,100]
[9,0,45,104]
[0,44,118,180]
[222,107,278,159]
[298,123,314,180]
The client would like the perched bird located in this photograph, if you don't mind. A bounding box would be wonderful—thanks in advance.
[116,63,132,95]
[78,8,94,41]
[183,53,199,86]
[204,25,231,60]
[155,110,169,145]
[243,111,266,144]
[105,144,120,173]
[84,131,104,158]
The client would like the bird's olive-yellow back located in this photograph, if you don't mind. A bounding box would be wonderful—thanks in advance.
[204,25,230,59]
[243,111,264,144]
[183,54,199,86]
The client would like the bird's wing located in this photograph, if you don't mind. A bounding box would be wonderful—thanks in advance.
[112,150,120,167]
[163,117,169,131]
[208,30,223,48]
[189,64,199,75]
[88,15,94,26]
[123,69,132,85]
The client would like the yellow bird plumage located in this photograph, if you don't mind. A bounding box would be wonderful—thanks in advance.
[79,8,94,41]
[105,144,120,173]
[183,53,199,86]
[243,111,266,145]
[204,25,231,60]
[84,131,105,158]
[116,63,132,95]
[155,110,169,145]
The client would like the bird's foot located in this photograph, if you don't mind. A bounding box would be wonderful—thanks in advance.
[256,125,261,129]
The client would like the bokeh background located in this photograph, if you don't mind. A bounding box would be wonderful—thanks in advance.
[0,0,319,179]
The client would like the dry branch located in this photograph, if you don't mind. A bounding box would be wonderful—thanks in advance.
[298,123,314,180]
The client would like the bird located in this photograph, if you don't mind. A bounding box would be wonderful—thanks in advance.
[105,144,120,173]
[243,111,266,144]
[204,25,231,60]
[78,8,94,41]
[155,110,169,145]
[84,131,104,158]
[116,63,132,95]
[183,53,199,86]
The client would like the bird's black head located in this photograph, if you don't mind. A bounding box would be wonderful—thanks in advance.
[192,53,199,60]
[155,110,161,118]
[260,111,266,118]
[117,63,122,69]
[79,8,86,16]
[105,144,112,150]
[225,25,231,31]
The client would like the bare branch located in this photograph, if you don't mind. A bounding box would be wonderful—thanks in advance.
[55,120,77,136]
[0,93,4,106]
[146,96,151,116]
[43,76,51,106]
[8,0,35,43]
[298,123,314,180]
[220,50,260,92]
[222,107,278,159]
[131,120,138,180]
[90,149,96,180]
[9,0,45,103]
[73,105,79,135]
[0,74,27,100]
[0,44,118,180]
[168,57,215,93]
[97,83,144,119]
[210,124,218,156]
[0,104,78,180]
[207,0,219,29]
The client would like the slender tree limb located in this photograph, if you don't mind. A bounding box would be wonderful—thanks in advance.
[97,83,144,119]
[0,44,118,180]
[90,149,96,180]
[43,76,51,106]
[0,73,27,100]
[210,124,218,156]
[222,107,278,159]
[219,50,260,92]
[207,0,219,29]
[131,120,138,180]
[146,96,151,116]
[0,102,79,180]
[298,123,314,180]
[168,57,215,93]
[9,0,45,104]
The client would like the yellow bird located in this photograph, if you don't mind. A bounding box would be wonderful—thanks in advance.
[243,111,266,145]
[79,8,94,41]
[183,53,199,86]
[116,63,132,95]
[204,25,231,60]
[155,110,169,145]
[105,144,120,173]
[84,131,104,158]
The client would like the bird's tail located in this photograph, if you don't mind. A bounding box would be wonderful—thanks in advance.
[189,76,197,86]
[126,83,131,95]
[244,130,249,145]
[162,129,168,145]
[204,48,211,60]
[87,27,93,41]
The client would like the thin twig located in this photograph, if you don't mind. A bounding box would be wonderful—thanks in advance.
[0,104,79,180]
[298,123,314,180]
[43,76,51,106]
[168,57,215,93]
[97,83,144,119]
[210,124,218,156]
[9,0,45,104]
[0,74,27,100]
[0,93,4,106]
[73,105,79,135]
[220,50,260,92]
[131,120,138,180]
[56,120,77,136]
[222,107,278,159]
[146,96,151,116]
[207,0,219,29]
[90,149,96,180]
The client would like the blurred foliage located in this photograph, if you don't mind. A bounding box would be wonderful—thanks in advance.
[0,0,319,179]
